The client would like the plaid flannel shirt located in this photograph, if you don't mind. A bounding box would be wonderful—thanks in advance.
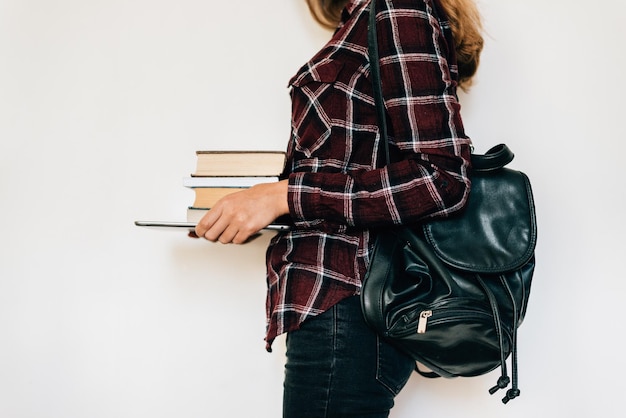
[265,0,472,349]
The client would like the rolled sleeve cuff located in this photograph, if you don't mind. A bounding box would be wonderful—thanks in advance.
[287,172,325,228]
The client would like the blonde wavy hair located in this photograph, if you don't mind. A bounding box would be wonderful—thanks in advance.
[305,0,483,89]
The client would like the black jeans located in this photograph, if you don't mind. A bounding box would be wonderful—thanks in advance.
[283,296,414,418]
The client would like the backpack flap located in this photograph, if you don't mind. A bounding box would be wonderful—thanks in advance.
[423,166,537,274]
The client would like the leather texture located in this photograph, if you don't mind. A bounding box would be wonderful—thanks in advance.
[364,0,536,404]
[361,147,536,403]
[424,166,536,273]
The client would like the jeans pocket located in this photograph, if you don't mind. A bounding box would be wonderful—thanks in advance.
[375,336,414,395]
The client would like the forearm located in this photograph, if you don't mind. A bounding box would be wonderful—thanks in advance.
[287,150,470,230]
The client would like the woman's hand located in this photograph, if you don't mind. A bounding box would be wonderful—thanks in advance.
[194,180,289,244]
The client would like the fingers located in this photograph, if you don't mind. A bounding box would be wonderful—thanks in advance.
[194,208,258,244]
[194,206,221,240]
[192,182,289,244]
[197,225,258,244]
[215,223,238,244]
[195,214,227,242]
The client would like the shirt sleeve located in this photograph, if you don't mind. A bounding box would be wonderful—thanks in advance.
[288,0,472,230]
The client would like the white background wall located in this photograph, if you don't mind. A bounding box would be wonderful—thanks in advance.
[1,0,624,417]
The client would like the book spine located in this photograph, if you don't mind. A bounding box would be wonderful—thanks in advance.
[186,207,210,223]
[183,176,278,188]
[191,187,247,208]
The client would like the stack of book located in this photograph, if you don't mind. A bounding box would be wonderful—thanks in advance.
[183,150,286,223]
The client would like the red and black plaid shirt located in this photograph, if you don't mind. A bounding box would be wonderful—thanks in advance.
[265,0,472,349]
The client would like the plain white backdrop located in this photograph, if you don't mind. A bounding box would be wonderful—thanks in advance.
[1,0,624,417]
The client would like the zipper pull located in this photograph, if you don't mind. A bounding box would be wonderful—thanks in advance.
[417,310,433,334]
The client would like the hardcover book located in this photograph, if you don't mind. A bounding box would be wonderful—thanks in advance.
[192,151,286,177]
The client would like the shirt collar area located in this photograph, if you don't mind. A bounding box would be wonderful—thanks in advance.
[343,0,368,21]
